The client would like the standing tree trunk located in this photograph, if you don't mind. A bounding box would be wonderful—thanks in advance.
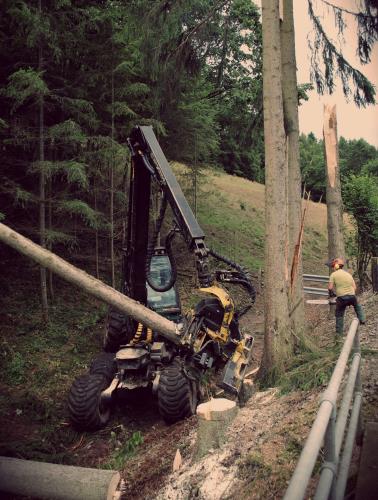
[38,0,48,322]
[323,104,345,262]
[47,175,54,300]
[94,178,100,280]
[280,0,304,333]
[259,0,292,380]
[110,55,115,289]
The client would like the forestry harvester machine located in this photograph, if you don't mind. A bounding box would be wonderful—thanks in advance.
[68,126,256,430]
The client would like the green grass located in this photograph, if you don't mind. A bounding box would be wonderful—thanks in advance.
[174,164,327,274]
[237,452,272,481]
[0,264,108,464]
[104,430,144,470]
[276,347,339,393]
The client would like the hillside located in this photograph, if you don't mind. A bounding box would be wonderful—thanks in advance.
[1,167,374,500]
[174,164,329,274]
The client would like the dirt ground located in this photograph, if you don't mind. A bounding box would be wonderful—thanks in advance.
[0,275,376,500]
[118,292,377,500]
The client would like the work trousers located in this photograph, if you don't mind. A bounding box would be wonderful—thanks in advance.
[335,295,365,335]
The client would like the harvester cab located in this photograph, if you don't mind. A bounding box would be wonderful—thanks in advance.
[68,126,256,430]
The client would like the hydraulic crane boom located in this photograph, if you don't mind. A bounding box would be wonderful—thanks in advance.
[125,125,212,305]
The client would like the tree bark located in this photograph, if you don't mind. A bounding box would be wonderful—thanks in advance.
[47,175,54,300]
[0,223,179,344]
[372,256,378,293]
[38,0,48,321]
[195,398,237,460]
[0,456,120,500]
[280,0,304,333]
[110,62,115,288]
[323,104,345,262]
[260,0,292,379]
[94,179,100,279]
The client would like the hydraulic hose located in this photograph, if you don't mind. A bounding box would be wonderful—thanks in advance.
[209,248,256,316]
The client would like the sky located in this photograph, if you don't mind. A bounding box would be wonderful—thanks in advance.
[254,0,378,146]
[293,0,378,147]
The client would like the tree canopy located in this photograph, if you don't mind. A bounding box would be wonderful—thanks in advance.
[0,0,264,265]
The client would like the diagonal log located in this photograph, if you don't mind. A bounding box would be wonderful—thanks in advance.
[0,222,181,345]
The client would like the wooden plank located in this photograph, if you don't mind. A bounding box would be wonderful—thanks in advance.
[355,422,378,500]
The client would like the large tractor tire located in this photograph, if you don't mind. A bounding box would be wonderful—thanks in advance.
[89,352,116,383]
[103,308,134,353]
[68,373,111,431]
[158,361,198,424]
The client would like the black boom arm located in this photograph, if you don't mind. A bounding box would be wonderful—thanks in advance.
[127,126,212,289]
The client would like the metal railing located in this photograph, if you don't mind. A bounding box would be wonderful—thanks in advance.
[303,274,329,296]
[283,318,362,500]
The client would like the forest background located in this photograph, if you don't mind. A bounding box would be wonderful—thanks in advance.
[1,0,377,294]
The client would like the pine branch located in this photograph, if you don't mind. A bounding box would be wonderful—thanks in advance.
[308,0,376,106]
[172,0,231,56]
[313,0,378,63]
[319,0,372,18]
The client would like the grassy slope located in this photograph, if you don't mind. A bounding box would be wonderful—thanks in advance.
[0,166,330,467]
[174,164,328,273]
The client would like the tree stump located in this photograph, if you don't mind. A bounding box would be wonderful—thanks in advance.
[0,457,120,500]
[195,398,238,460]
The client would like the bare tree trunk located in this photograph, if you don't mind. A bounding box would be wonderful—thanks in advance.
[372,257,378,293]
[260,0,292,379]
[38,0,48,322]
[216,7,231,88]
[47,176,54,300]
[110,64,115,288]
[94,180,100,279]
[323,104,345,262]
[0,222,179,343]
[280,0,304,332]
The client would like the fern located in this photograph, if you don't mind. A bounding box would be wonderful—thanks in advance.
[14,187,34,207]
[111,102,137,118]
[58,200,104,229]
[57,96,99,130]
[0,118,9,130]
[3,68,49,111]
[48,120,86,144]
[28,161,88,189]
[64,162,89,189]
[118,82,150,98]
[44,229,77,248]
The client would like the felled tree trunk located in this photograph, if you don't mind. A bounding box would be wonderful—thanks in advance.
[0,222,179,344]
[0,457,120,500]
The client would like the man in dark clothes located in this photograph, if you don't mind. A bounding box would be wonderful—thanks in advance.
[328,258,366,336]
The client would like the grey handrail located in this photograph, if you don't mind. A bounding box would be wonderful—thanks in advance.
[303,274,329,283]
[283,318,362,500]
[303,274,329,295]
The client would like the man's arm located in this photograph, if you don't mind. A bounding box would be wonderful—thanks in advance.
[328,274,336,296]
